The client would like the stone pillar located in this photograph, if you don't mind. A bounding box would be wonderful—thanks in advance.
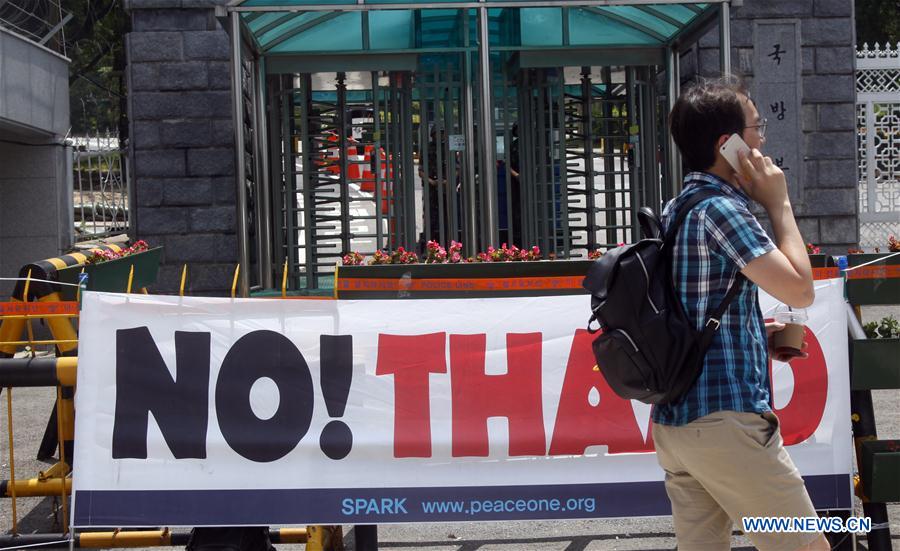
[683,0,858,253]
[125,0,238,295]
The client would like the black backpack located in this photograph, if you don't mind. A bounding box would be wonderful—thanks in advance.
[581,189,745,405]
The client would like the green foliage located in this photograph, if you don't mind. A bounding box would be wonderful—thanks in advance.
[66,0,128,135]
[877,315,900,339]
[863,321,879,339]
[865,315,900,339]
[856,0,900,46]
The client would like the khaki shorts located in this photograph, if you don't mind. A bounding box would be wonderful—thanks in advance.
[653,411,821,551]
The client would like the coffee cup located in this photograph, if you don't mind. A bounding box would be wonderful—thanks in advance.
[773,309,808,359]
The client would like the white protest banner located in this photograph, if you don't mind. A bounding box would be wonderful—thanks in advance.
[72,278,851,527]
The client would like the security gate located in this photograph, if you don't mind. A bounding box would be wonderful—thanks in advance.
[226,2,730,293]
[269,71,420,290]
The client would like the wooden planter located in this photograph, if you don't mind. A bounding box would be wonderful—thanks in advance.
[336,259,593,299]
[807,254,835,269]
[860,439,900,503]
[845,253,900,306]
[850,338,900,390]
[55,247,163,300]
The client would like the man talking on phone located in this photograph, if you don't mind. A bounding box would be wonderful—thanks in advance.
[650,77,830,550]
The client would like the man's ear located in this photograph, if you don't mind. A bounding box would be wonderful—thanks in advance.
[716,134,731,149]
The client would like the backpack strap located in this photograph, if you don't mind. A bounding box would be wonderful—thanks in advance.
[663,189,722,248]
[697,273,745,349]
[671,274,746,405]
[662,186,748,353]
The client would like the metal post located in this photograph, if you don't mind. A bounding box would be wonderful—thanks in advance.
[255,60,274,289]
[535,74,549,254]
[384,75,395,249]
[477,6,497,248]
[445,62,459,245]
[666,46,682,202]
[421,79,432,244]
[719,2,731,76]
[519,72,536,248]
[433,65,447,242]
[401,76,417,248]
[281,78,297,288]
[581,68,596,251]
[462,11,478,255]
[372,71,384,250]
[268,77,285,283]
[336,73,351,256]
[501,64,513,246]
[230,12,250,297]
[298,74,316,290]
[556,70,568,257]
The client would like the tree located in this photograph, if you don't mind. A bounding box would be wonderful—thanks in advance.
[856,0,900,47]
[65,0,128,137]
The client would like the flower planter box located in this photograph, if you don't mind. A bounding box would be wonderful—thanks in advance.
[807,254,835,269]
[845,253,900,306]
[336,259,592,299]
[55,247,163,300]
[860,439,900,503]
[850,338,900,391]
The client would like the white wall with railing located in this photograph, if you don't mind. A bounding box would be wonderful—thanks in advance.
[857,42,900,247]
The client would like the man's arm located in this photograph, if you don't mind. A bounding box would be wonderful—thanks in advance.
[736,150,814,308]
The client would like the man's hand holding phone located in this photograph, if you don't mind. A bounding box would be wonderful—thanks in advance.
[735,148,789,212]
[719,133,789,211]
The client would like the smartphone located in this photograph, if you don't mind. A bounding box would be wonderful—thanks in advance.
[719,133,751,173]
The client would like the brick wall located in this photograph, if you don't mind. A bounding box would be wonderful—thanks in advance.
[126,1,237,294]
[682,0,858,252]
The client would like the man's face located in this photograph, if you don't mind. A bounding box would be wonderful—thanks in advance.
[739,94,765,150]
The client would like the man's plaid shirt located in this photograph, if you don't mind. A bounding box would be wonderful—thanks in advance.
[651,172,777,427]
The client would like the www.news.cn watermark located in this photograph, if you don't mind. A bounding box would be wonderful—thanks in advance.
[742,517,872,533]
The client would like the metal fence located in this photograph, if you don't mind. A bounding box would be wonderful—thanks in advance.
[71,132,129,243]
[857,42,900,248]
[0,0,70,54]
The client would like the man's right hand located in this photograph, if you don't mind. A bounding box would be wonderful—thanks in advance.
[735,148,789,211]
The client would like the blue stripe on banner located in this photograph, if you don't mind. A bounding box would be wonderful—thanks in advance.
[73,475,851,527]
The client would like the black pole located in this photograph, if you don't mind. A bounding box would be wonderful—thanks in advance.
[850,388,893,550]
[354,525,378,551]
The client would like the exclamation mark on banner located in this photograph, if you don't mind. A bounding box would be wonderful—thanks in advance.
[319,335,353,460]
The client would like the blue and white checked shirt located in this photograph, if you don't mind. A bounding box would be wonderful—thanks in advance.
[651,172,777,427]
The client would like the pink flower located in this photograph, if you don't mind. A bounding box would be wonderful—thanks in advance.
[369,250,390,265]
[341,251,365,265]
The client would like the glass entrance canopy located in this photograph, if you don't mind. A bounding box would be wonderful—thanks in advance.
[232,1,716,54]
[223,0,732,295]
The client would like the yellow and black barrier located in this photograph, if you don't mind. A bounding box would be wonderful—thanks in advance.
[1,262,345,550]
[0,528,311,549]
[1,244,122,359]
[0,356,77,387]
